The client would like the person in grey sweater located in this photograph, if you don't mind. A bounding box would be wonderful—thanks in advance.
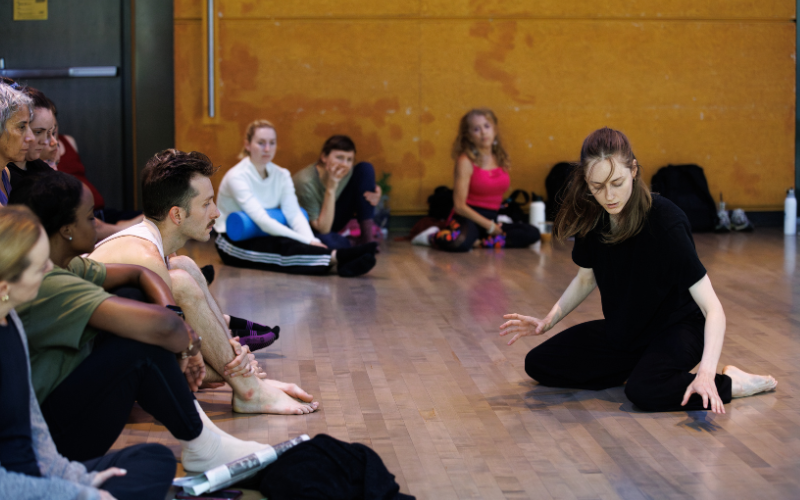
[0,205,176,500]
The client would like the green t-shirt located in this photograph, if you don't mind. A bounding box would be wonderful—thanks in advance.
[16,257,112,403]
[292,163,354,223]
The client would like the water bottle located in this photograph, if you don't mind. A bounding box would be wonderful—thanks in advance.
[785,188,797,235]
[529,195,546,234]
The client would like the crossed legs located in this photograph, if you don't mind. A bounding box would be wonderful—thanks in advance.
[169,255,318,414]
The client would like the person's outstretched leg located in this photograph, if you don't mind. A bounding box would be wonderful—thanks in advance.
[215,234,332,276]
[83,444,176,500]
[624,314,732,412]
[169,257,318,414]
[524,320,641,390]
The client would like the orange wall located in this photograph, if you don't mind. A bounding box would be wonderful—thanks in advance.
[174,1,795,213]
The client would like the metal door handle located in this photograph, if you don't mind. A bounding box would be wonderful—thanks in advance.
[0,65,118,79]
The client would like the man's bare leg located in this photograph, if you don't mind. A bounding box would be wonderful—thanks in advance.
[170,267,318,414]
[169,256,314,403]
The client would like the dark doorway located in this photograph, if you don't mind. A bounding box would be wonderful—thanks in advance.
[1,0,174,210]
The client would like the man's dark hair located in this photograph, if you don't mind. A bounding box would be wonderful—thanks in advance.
[141,149,219,221]
[11,172,83,237]
[321,135,356,156]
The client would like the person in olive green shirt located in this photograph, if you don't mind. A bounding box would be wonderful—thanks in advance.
[293,135,382,249]
[13,171,281,472]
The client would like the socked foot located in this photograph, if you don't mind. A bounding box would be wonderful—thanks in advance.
[232,378,319,414]
[263,379,314,403]
[723,365,778,398]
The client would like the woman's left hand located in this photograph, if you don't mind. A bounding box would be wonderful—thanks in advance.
[364,185,382,206]
[681,370,725,414]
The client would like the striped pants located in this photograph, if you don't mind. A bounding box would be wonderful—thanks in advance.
[215,233,332,275]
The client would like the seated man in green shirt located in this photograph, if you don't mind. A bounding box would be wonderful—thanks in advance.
[13,172,275,472]
[293,135,382,249]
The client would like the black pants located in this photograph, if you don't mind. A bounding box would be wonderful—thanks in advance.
[316,162,378,250]
[331,162,377,232]
[216,232,333,276]
[83,443,176,500]
[432,206,540,252]
[524,314,733,411]
[41,333,202,461]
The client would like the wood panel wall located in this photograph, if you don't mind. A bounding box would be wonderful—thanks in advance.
[174,1,795,214]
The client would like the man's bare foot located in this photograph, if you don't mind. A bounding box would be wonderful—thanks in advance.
[232,379,319,414]
[264,379,314,403]
[723,365,778,398]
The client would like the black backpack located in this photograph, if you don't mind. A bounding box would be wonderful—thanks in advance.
[427,186,454,220]
[650,164,718,232]
[545,162,575,221]
[499,189,530,223]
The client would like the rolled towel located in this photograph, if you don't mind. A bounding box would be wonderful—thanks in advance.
[226,208,309,241]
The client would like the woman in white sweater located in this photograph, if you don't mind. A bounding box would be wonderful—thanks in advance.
[216,120,377,277]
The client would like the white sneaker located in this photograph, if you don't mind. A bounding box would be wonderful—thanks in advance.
[411,226,439,246]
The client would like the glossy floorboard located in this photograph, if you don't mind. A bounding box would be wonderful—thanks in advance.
[112,229,800,499]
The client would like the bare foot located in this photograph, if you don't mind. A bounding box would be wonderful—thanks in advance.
[723,365,778,398]
[232,379,319,414]
[264,379,314,403]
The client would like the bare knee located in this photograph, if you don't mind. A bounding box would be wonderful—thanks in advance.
[169,269,204,306]
[169,255,205,284]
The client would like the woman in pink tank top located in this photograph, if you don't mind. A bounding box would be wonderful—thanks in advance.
[430,109,539,251]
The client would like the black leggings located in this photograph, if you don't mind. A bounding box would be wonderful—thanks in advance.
[82,443,176,500]
[432,206,540,252]
[216,233,333,276]
[41,333,202,461]
[524,314,732,411]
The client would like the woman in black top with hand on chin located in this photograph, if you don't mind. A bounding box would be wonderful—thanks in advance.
[500,127,776,413]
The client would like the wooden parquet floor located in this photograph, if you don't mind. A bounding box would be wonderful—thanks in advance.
[113,229,800,499]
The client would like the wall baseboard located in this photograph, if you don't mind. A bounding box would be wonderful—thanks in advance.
[386,211,787,235]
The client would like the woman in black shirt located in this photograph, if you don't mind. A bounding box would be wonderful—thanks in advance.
[500,127,776,413]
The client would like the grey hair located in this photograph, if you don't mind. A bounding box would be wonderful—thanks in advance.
[0,83,34,135]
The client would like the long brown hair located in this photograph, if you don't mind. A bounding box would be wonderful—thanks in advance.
[553,127,652,245]
[451,108,510,169]
[0,205,42,283]
[238,119,276,159]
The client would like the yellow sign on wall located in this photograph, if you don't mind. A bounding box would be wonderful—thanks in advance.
[14,0,48,21]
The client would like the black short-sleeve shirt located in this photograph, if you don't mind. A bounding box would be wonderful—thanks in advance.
[572,195,707,350]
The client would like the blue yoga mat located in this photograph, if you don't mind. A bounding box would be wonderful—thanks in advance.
[225,208,309,242]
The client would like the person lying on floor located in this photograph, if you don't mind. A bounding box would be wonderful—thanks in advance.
[215,121,377,275]
[500,127,777,413]
[0,205,176,500]
[11,173,279,472]
[293,134,382,250]
[89,148,319,414]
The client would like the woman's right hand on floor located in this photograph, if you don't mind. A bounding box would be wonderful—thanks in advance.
[499,314,550,345]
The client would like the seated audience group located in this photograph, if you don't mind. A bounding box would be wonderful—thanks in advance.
[0,81,323,499]
[0,77,544,499]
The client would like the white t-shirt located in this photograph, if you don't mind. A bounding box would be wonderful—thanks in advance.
[216,157,318,245]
